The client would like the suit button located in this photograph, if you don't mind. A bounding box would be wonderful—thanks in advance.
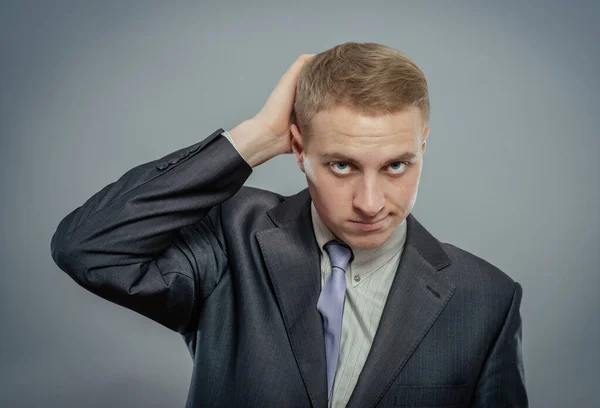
[168,157,179,165]
[190,143,200,152]
[179,151,189,159]
[156,162,168,170]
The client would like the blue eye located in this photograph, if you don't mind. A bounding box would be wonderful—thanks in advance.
[389,162,406,173]
[331,162,352,174]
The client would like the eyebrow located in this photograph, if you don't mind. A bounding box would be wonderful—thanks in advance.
[318,152,417,164]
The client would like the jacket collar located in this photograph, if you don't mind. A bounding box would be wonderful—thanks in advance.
[257,188,455,408]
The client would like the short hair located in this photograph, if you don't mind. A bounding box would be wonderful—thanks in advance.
[293,42,430,140]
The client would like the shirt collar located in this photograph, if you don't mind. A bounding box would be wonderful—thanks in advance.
[310,201,407,276]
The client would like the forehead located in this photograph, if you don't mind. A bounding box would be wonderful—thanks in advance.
[307,105,423,158]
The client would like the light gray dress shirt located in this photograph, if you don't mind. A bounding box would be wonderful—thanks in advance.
[222,130,407,407]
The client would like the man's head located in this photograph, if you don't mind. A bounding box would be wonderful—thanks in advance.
[290,42,430,250]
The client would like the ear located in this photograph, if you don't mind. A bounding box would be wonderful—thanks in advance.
[421,125,430,154]
[290,123,305,172]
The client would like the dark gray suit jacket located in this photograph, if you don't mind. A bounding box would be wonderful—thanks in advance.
[51,128,527,407]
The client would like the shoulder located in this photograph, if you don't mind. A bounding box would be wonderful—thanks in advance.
[442,243,515,288]
[183,186,288,253]
[222,186,286,213]
[217,186,288,231]
[440,242,520,313]
[408,213,518,301]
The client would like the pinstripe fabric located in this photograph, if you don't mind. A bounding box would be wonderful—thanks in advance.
[311,203,407,408]
[52,129,528,407]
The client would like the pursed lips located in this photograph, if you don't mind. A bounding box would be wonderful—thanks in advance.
[351,215,389,225]
[349,215,390,231]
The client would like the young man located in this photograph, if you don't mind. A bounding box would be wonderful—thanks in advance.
[51,42,527,407]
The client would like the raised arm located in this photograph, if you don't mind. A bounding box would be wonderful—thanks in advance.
[51,130,251,333]
[50,54,315,334]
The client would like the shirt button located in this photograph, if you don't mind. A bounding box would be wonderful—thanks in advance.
[353,275,361,282]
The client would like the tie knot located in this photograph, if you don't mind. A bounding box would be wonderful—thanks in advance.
[324,240,353,272]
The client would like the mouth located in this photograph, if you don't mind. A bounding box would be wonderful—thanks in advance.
[350,215,389,232]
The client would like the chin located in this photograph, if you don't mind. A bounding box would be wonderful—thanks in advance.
[345,232,391,250]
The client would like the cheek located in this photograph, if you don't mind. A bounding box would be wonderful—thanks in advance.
[386,172,421,205]
[308,176,351,215]
[314,179,349,208]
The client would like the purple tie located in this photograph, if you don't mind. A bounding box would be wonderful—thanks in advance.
[317,240,353,400]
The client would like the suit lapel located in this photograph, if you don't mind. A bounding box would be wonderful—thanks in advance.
[256,190,328,408]
[256,190,456,408]
[346,214,456,408]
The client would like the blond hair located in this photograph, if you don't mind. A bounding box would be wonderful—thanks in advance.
[293,42,429,139]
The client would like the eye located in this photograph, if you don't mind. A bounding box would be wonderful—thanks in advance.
[388,161,408,174]
[330,161,353,174]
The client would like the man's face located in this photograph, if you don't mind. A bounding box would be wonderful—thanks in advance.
[291,104,429,250]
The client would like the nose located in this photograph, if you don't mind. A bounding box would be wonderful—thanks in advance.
[353,175,385,218]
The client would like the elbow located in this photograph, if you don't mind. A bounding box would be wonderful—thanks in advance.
[50,228,95,291]
[50,226,81,277]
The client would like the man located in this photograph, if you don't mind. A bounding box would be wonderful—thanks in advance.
[51,42,527,407]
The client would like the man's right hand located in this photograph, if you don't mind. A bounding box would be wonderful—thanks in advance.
[228,54,315,168]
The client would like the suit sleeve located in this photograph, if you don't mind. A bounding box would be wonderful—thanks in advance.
[470,282,528,407]
[50,129,252,334]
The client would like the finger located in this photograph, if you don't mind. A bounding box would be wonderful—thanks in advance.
[269,56,313,101]
[265,54,316,108]
[281,54,316,81]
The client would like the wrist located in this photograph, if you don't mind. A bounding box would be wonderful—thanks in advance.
[228,119,281,167]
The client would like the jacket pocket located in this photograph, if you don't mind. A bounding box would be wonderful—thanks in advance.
[394,384,467,407]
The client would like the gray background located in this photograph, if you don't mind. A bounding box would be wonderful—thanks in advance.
[1,0,598,406]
